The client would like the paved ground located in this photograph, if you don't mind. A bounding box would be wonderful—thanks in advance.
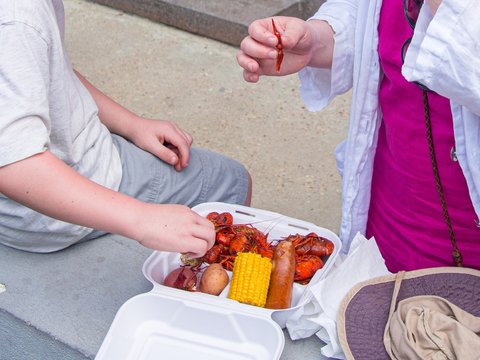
[65,0,350,357]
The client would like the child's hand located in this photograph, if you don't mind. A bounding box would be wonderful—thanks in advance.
[134,204,215,258]
[236,16,314,82]
[128,117,193,171]
[74,70,191,168]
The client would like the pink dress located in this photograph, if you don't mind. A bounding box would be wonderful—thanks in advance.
[365,0,480,272]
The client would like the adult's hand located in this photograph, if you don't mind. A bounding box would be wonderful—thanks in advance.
[237,17,316,82]
[237,17,335,82]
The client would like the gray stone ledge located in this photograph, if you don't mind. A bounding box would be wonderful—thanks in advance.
[85,0,323,45]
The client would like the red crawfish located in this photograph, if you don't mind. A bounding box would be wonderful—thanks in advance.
[294,255,324,284]
[271,18,284,73]
[203,212,274,271]
[288,232,335,257]
[284,232,335,284]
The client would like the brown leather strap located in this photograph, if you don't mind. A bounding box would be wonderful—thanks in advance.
[422,90,463,267]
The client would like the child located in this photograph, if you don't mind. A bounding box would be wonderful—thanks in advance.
[0,0,251,258]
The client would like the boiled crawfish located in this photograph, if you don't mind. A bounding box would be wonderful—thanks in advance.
[203,212,335,285]
[294,255,324,284]
[202,212,274,271]
[287,232,335,257]
[207,211,233,228]
[284,232,335,284]
[271,18,284,73]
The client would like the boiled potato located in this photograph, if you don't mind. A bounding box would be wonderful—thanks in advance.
[199,263,229,295]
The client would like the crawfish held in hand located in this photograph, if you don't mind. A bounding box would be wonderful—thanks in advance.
[271,18,284,73]
[207,211,233,228]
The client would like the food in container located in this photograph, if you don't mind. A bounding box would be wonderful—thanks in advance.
[96,202,342,360]
[147,202,341,328]
[198,263,229,295]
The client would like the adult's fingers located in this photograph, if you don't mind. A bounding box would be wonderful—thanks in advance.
[236,50,259,73]
[280,19,309,50]
[239,36,277,64]
[243,70,260,83]
[247,18,278,47]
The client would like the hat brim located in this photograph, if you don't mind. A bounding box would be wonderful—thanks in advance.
[337,267,480,360]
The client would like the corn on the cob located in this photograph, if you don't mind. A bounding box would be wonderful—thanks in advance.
[228,252,272,307]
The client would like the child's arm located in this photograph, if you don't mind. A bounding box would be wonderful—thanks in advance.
[0,150,215,258]
[75,70,191,172]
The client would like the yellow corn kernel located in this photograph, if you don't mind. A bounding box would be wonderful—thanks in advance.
[228,252,272,307]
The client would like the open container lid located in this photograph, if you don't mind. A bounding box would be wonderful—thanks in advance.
[95,287,284,360]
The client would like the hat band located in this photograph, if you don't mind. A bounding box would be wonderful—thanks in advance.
[383,271,406,358]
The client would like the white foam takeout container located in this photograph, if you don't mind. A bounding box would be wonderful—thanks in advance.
[95,202,342,360]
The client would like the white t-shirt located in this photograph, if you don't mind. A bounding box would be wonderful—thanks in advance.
[0,0,122,252]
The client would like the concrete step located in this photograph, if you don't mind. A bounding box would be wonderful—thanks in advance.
[86,0,323,45]
[0,235,154,359]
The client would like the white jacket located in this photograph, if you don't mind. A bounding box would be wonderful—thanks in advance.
[299,0,480,252]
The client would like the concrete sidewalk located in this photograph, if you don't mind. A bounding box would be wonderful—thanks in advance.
[0,0,351,359]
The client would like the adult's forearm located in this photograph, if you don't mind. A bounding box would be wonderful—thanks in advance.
[306,19,335,69]
[0,150,142,240]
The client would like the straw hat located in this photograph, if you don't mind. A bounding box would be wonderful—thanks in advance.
[337,267,480,359]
